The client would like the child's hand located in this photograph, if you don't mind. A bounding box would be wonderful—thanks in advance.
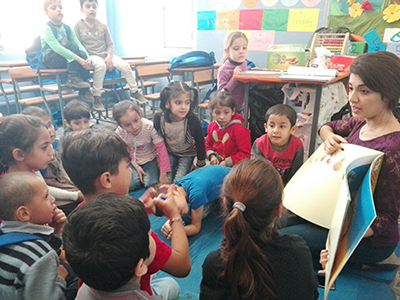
[49,207,66,236]
[58,246,67,263]
[159,172,169,184]
[324,134,347,155]
[57,264,68,280]
[161,220,172,240]
[139,187,157,215]
[318,249,329,274]
[233,65,243,76]
[105,56,114,72]
[135,166,146,184]
[219,161,227,167]
[251,67,260,70]
[209,154,219,165]
[153,192,180,220]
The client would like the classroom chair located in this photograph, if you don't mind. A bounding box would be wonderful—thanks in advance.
[135,63,171,118]
[0,68,16,115]
[192,68,218,120]
[8,66,78,124]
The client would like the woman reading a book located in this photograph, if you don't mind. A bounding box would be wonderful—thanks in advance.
[282,51,400,270]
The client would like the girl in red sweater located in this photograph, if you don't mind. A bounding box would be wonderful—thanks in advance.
[205,90,251,167]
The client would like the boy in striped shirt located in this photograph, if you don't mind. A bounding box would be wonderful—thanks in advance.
[0,172,68,299]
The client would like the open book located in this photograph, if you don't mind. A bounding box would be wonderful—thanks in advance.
[283,143,384,299]
[279,66,339,82]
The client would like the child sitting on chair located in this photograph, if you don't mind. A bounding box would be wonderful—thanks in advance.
[63,193,162,299]
[160,165,231,237]
[74,0,147,110]
[0,172,69,299]
[252,104,303,184]
[63,100,91,134]
[41,0,95,106]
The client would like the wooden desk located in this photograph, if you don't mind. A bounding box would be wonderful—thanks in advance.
[234,72,349,156]
[0,61,29,68]
[121,56,147,60]
[170,64,220,86]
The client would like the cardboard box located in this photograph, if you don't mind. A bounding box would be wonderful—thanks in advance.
[328,55,356,72]
[348,42,367,55]
[266,44,308,70]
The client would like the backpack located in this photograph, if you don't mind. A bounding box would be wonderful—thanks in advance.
[169,50,216,70]
[26,22,72,70]
[0,229,43,248]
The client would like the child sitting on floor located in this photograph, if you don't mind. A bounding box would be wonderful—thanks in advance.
[113,100,170,191]
[63,99,91,134]
[0,172,70,299]
[63,193,163,299]
[252,104,303,184]
[200,158,318,299]
[160,165,231,237]
[154,81,206,182]
[205,89,251,166]
[0,114,83,212]
[21,107,83,215]
[61,129,190,300]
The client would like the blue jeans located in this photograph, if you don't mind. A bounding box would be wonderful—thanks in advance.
[43,41,90,82]
[129,159,159,191]
[280,216,395,270]
[150,274,180,300]
[168,153,194,183]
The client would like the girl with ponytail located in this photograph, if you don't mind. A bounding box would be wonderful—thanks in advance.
[153,81,206,182]
[201,158,318,300]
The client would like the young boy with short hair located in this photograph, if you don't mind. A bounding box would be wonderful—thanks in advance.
[63,99,91,134]
[252,104,304,184]
[63,193,162,299]
[74,0,147,105]
[41,0,99,108]
[0,172,68,299]
[61,129,190,300]
[160,165,231,238]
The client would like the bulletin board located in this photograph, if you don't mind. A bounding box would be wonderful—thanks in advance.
[328,0,400,38]
[197,0,330,67]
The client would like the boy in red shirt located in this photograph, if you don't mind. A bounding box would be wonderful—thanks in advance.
[61,130,190,299]
[252,104,304,184]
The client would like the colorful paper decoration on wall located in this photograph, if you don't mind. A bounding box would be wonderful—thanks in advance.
[287,8,319,32]
[216,10,240,30]
[262,9,290,31]
[225,0,242,10]
[301,0,321,8]
[249,30,276,51]
[198,5,321,33]
[197,11,217,30]
[281,0,300,7]
[363,29,387,52]
[261,0,279,7]
[243,0,260,8]
[239,9,263,30]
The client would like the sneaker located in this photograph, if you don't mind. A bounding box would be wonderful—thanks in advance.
[130,91,148,103]
[66,72,91,89]
[93,96,105,111]
[79,89,94,103]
